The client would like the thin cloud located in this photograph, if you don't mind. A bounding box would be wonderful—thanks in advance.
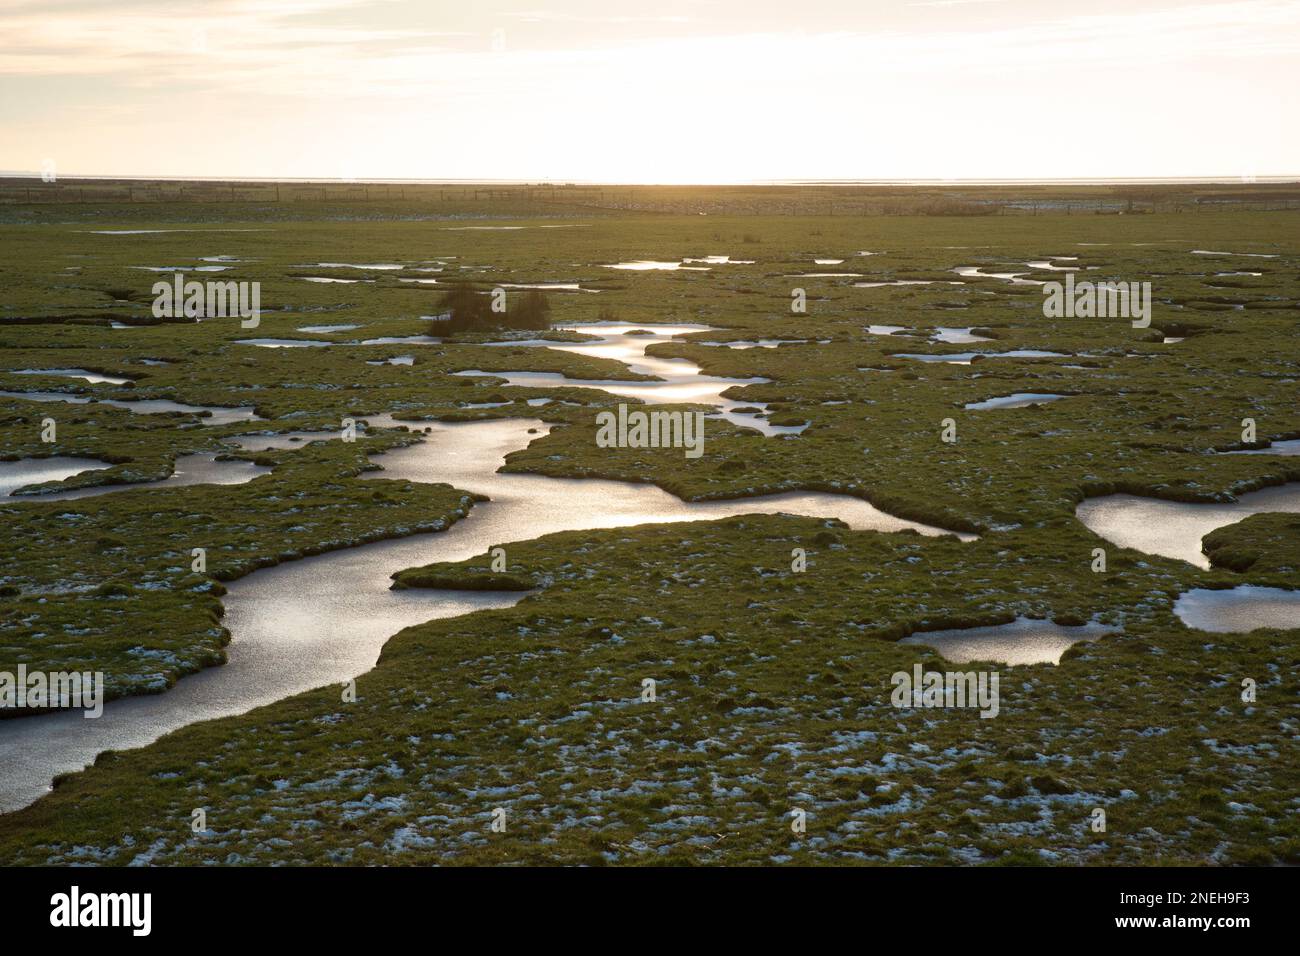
[2,0,1296,179]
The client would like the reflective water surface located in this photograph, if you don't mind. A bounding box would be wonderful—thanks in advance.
[964,393,1065,410]
[1174,586,1300,632]
[16,454,271,502]
[455,323,807,435]
[0,414,970,811]
[1226,440,1300,457]
[10,368,131,385]
[900,617,1114,666]
[0,391,260,425]
[1076,484,1300,569]
[0,457,111,497]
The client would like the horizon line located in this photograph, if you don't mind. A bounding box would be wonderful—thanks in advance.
[4,172,1299,188]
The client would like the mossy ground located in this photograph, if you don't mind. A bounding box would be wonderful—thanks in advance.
[0,201,1296,864]
[1202,513,1300,575]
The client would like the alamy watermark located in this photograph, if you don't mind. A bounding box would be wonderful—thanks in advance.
[595,403,705,459]
[1042,273,1151,328]
[50,886,150,936]
[152,272,260,328]
[0,665,104,718]
[891,662,999,718]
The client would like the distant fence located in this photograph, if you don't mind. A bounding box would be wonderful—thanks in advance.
[0,181,624,206]
[2,180,1297,216]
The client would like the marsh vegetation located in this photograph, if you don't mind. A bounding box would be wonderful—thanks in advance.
[0,188,1296,865]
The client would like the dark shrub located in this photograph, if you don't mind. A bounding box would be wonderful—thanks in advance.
[434,285,551,334]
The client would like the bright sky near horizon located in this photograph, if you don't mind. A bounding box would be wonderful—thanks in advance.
[1,0,1297,183]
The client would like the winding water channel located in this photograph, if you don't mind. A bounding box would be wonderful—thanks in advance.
[5,323,1295,812]
[0,324,967,812]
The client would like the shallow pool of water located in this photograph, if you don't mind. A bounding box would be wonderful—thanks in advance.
[496,283,594,292]
[894,350,1068,364]
[235,338,333,348]
[696,339,807,349]
[953,266,1046,286]
[131,265,231,273]
[854,280,960,288]
[900,617,1113,666]
[0,391,260,426]
[965,393,1065,410]
[1076,483,1300,569]
[225,431,342,451]
[452,323,803,435]
[10,368,131,386]
[357,335,442,346]
[13,454,271,502]
[1025,258,1080,271]
[0,457,112,497]
[1225,439,1300,457]
[603,261,709,271]
[1174,586,1300,632]
[311,262,405,270]
[932,327,992,344]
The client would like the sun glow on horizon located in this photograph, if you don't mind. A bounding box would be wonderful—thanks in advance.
[2,0,1298,181]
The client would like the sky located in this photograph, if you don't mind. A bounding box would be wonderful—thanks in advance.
[1,0,1297,183]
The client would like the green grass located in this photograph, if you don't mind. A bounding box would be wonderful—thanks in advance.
[0,200,1296,864]
[1202,513,1300,575]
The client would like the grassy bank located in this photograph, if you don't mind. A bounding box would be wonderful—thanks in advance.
[0,200,1296,863]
